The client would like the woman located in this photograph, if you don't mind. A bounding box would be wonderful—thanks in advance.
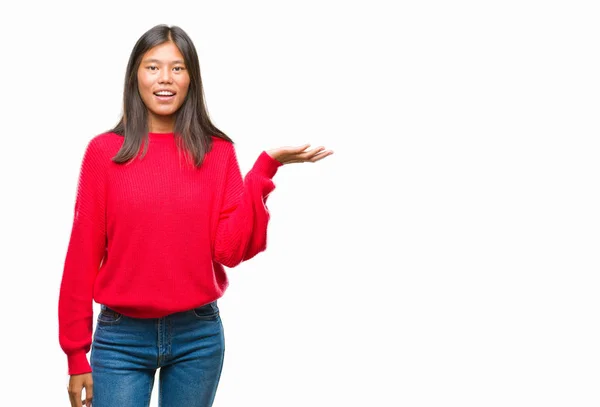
[58,24,332,407]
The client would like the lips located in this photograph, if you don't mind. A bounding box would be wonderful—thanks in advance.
[154,90,175,96]
[153,90,176,102]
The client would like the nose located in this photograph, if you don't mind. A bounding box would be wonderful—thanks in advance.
[158,68,173,84]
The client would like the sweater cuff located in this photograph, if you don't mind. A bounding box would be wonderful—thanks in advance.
[68,351,91,375]
[251,151,282,179]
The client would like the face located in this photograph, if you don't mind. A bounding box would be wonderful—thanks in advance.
[137,41,190,131]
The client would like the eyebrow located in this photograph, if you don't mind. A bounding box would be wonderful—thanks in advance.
[142,58,186,64]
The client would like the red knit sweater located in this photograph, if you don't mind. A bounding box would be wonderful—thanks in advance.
[58,132,282,375]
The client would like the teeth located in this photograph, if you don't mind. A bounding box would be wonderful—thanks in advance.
[155,91,174,96]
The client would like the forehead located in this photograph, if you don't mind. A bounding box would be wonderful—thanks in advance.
[142,41,185,62]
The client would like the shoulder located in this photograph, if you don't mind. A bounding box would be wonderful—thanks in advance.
[210,135,234,149]
[88,132,123,149]
[84,132,123,155]
[80,132,123,166]
[209,136,236,159]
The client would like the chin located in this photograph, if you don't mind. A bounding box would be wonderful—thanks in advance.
[151,107,179,116]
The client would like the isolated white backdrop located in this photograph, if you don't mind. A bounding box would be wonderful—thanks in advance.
[0,1,599,406]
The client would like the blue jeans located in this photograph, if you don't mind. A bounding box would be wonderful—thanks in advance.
[90,301,225,407]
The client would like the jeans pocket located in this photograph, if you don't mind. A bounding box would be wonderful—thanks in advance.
[192,301,219,320]
[97,305,123,325]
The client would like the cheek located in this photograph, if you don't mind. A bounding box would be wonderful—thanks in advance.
[178,76,191,98]
[179,86,190,100]
[137,74,153,96]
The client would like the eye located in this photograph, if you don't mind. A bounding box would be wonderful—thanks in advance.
[173,66,186,72]
[147,66,158,71]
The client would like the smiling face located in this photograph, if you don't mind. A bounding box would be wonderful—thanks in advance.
[137,41,190,132]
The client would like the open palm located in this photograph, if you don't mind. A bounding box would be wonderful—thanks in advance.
[266,144,334,165]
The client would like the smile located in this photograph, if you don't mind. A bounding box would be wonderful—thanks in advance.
[153,90,176,102]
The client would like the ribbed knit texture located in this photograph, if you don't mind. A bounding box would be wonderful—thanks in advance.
[58,132,282,375]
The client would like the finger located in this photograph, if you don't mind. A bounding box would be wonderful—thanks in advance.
[84,381,94,406]
[288,144,311,153]
[292,146,324,161]
[309,150,334,162]
[298,148,329,162]
[284,150,331,164]
[305,146,325,157]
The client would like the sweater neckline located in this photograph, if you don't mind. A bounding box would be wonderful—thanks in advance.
[148,132,175,140]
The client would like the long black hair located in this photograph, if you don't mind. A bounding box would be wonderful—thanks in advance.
[109,24,232,167]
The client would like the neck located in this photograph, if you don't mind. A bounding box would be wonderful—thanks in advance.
[148,114,175,133]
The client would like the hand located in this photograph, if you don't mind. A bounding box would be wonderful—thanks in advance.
[266,144,333,165]
[68,373,93,407]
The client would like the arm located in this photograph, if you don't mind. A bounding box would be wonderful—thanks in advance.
[212,142,334,267]
[213,146,282,268]
[58,138,107,375]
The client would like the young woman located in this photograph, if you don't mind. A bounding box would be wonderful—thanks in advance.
[59,24,332,407]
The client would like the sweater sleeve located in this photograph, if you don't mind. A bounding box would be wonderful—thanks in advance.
[213,147,282,268]
[58,138,107,375]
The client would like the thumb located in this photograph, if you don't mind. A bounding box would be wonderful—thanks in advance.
[294,143,311,151]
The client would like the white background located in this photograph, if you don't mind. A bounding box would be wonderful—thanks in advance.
[1,1,599,406]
